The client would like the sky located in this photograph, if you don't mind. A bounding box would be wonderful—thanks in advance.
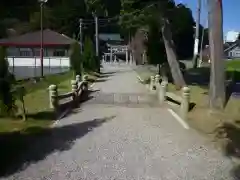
[174,0,240,34]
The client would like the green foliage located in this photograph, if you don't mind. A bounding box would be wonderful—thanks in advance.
[85,0,105,15]
[146,20,167,65]
[82,37,99,72]
[70,42,82,77]
[0,47,17,116]
[29,7,52,31]
[119,0,195,60]
[12,85,27,120]
[0,0,122,39]
[171,4,195,59]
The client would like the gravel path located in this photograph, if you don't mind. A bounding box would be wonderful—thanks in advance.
[1,63,236,180]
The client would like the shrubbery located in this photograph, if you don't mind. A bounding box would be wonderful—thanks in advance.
[0,47,17,116]
[70,38,100,76]
[82,37,100,72]
[70,42,83,77]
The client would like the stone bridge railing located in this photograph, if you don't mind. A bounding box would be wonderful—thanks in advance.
[48,75,89,119]
[149,75,190,121]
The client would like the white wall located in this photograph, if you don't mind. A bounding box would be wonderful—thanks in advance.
[7,57,70,80]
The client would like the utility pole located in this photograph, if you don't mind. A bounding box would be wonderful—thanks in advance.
[208,0,225,110]
[192,0,201,68]
[95,15,99,57]
[40,2,44,78]
[39,0,47,78]
[79,18,83,53]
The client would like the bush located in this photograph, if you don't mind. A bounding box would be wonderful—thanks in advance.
[0,47,17,116]
[70,42,83,77]
[82,37,100,72]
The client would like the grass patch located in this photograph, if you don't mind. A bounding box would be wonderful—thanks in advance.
[0,118,52,133]
[226,59,240,70]
[17,72,73,94]
[135,63,240,135]
[0,70,100,134]
[0,72,74,133]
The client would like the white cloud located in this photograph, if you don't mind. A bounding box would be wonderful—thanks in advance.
[225,31,239,42]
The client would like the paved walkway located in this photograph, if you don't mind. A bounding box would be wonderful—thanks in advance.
[1,63,236,180]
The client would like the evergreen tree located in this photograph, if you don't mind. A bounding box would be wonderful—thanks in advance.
[0,47,17,116]
[82,37,98,72]
[70,42,82,77]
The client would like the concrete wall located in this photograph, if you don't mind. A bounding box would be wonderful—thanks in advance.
[7,47,69,57]
[7,57,70,80]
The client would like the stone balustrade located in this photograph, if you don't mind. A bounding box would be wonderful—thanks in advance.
[49,74,88,119]
[154,74,191,120]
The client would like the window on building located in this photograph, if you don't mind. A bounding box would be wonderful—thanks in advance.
[53,49,65,57]
[33,48,48,56]
[7,48,19,56]
[20,48,33,57]
[34,48,40,56]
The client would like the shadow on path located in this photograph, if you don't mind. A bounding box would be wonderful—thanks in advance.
[0,115,115,178]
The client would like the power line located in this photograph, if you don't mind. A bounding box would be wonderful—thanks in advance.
[78,2,157,25]
[76,2,157,40]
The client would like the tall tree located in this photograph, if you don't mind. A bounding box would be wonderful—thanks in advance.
[208,0,225,110]
[82,37,98,71]
[0,47,16,116]
[146,19,167,74]
[143,0,186,87]
[172,4,195,59]
[70,42,83,77]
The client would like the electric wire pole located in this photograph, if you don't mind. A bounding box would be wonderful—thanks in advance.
[192,0,201,68]
[79,18,83,53]
[40,2,44,78]
[95,15,99,57]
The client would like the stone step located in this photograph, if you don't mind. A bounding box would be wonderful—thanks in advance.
[83,92,160,107]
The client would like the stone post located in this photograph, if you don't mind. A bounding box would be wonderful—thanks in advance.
[126,48,129,64]
[82,75,89,91]
[155,74,161,90]
[71,80,78,100]
[159,80,168,104]
[180,86,190,120]
[149,76,155,90]
[110,47,113,63]
[76,74,81,84]
[49,84,59,113]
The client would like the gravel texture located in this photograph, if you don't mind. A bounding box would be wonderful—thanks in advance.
[1,63,236,180]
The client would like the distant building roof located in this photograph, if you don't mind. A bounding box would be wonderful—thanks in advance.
[0,29,77,47]
[99,33,123,41]
[224,40,240,52]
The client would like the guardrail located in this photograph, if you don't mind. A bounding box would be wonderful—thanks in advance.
[150,75,191,121]
[48,74,89,119]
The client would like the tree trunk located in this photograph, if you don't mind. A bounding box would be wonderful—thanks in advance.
[161,20,186,88]
[208,0,225,110]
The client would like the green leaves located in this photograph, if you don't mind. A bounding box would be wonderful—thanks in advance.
[70,42,83,77]
[0,47,18,117]
[82,37,99,72]
[85,0,105,15]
